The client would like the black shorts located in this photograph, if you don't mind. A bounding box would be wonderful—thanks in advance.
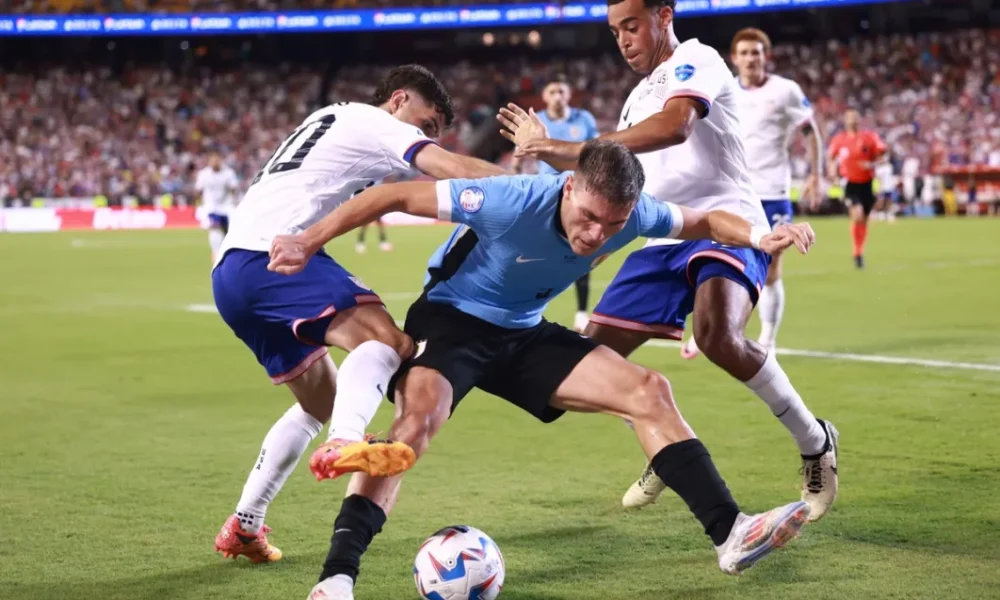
[844,181,876,216]
[388,297,598,423]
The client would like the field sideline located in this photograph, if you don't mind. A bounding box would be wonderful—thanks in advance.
[1,218,998,600]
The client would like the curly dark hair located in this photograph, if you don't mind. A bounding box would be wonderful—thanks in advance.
[370,65,455,127]
[607,0,676,9]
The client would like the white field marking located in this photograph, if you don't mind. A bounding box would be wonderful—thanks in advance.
[184,304,1000,373]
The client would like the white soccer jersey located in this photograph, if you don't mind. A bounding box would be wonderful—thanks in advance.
[733,74,814,199]
[220,102,433,259]
[195,165,239,215]
[619,39,767,246]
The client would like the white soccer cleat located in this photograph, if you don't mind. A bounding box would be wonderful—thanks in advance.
[801,420,839,522]
[308,576,354,600]
[573,311,590,333]
[379,241,393,252]
[716,501,810,575]
[680,336,700,360]
[355,242,366,254]
[622,463,667,509]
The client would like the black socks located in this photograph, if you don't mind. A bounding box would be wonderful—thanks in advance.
[319,494,388,583]
[650,439,740,546]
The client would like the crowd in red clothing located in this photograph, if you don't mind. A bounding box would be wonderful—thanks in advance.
[2,28,997,204]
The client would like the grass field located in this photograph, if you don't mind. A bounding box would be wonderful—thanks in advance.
[2,218,999,600]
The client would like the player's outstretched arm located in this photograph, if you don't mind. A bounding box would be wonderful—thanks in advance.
[499,98,701,171]
[675,206,816,255]
[267,182,438,275]
[412,144,509,180]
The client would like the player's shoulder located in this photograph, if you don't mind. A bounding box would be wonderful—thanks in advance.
[671,38,726,67]
[572,107,597,122]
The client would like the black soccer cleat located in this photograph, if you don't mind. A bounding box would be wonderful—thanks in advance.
[854,255,865,270]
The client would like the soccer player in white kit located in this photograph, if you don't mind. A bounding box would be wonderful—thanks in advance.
[682,27,822,353]
[211,65,506,563]
[195,153,239,264]
[499,0,838,520]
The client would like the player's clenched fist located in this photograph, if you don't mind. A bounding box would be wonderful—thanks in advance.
[761,223,816,255]
[267,234,315,275]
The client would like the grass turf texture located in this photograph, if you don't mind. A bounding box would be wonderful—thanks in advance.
[1,218,998,600]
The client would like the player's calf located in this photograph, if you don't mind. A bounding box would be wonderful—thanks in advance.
[315,368,453,595]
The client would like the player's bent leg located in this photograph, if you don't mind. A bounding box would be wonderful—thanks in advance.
[215,352,336,563]
[693,276,838,521]
[313,367,453,599]
[307,303,418,480]
[550,348,810,573]
[583,322,652,358]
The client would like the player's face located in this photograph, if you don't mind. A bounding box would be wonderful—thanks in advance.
[562,176,633,255]
[209,154,221,170]
[844,109,860,130]
[543,83,571,112]
[390,89,446,139]
[732,40,766,81]
[608,0,673,75]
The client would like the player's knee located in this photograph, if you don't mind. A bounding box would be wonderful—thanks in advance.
[624,369,677,423]
[695,317,743,360]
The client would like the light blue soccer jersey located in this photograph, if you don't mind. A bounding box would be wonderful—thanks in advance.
[535,109,600,175]
[426,174,683,329]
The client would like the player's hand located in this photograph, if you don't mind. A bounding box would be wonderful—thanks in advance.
[760,223,816,255]
[267,234,315,275]
[497,103,548,154]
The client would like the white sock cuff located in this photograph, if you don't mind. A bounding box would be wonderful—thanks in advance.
[745,351,780,390]
[352,340,404,370]
[286,403,324,438]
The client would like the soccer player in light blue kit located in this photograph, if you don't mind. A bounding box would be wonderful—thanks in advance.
[516,74,602,332]
[266,141,817,600]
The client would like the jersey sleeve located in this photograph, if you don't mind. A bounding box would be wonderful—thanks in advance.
[434,176,526,239]
[664,44,729,115]
[633,192,684,239]
[226,169,240,189]
[869,131,888,156]
[370,111,438,171]
[786,81,815,127]
[194,170,206,192]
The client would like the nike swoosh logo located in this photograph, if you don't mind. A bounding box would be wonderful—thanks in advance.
[376,383,384,396]
[334,528,352,535]
[516,256,544,263]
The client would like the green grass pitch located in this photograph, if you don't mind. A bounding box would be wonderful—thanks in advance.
[1,218,998,599]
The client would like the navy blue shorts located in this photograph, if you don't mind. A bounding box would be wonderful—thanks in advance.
[761,199,794,228]
[208,213,230,234]
[212,249,382,384]
[591,240,771,339]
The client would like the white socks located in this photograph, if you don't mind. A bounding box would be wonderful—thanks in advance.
[235,403,323,534]
[757,279,785,349]
[328,340,403,442]
[744,351,826,456]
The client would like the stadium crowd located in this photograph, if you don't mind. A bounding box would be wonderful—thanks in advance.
[2,27,998,205]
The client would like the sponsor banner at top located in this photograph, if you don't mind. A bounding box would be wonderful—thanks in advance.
[0,0,912,36]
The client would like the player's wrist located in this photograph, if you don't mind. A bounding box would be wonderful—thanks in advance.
[749,225,771,250]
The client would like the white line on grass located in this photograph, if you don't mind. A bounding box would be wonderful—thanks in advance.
[185,304,1000,373]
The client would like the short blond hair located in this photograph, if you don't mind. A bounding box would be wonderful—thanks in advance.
[730,27,772,55]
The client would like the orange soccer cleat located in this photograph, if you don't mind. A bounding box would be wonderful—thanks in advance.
[214,515,283,563]
[308,437,416,481]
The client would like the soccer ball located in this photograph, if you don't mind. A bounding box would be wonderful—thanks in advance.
[413,525,505,600]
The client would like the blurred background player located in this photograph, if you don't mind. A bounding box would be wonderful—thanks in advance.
[828,108,887,269]
[693,26,823,353]
[195,153,240,264]
[514,74,601,332]
[355,217,392,253]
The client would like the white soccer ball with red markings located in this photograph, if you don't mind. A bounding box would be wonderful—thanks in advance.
[413,525,505,600]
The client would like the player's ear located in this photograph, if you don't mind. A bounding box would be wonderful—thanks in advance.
[388,89,407,114]
[655,5,673,29]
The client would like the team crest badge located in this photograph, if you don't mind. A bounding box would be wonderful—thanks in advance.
[569,125,582,139]
[349,276,372,291]
[459,187,485,213]
[675,64,696,82]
